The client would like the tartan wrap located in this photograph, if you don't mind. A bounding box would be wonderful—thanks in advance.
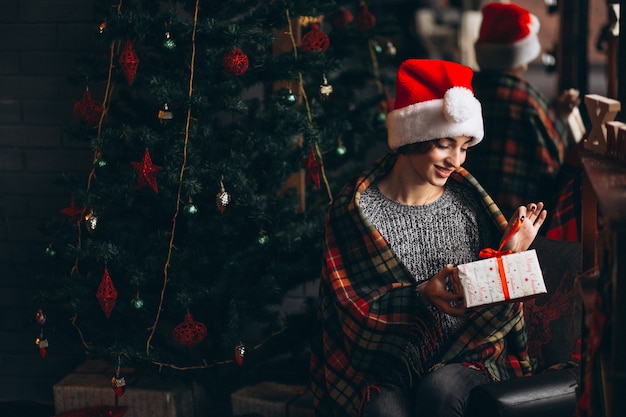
[465,71,574,217]
[309,154,533,417]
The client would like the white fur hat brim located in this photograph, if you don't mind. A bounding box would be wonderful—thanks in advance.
[387,89,484,151]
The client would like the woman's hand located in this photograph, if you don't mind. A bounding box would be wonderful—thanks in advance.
[501,202,547,253]
[417,264,466,316]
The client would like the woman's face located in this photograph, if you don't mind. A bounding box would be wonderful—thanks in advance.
[405,136,472,186]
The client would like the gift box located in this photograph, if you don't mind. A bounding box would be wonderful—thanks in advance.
[458,249,547,308]
[230,381,314,417]
[53,360,208,417]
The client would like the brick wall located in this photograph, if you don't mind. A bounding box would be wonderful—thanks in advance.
[0,0,96,404]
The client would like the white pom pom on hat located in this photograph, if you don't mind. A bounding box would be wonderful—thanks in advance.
[386,59,483,151]
[474,2,541,71]
[443,87,478,123]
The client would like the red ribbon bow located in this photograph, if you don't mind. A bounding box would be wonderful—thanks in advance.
[477,218,523,301]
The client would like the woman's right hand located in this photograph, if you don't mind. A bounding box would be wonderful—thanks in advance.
[417,264,467,316]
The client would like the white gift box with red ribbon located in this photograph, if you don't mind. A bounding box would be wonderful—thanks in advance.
[458,249,547,308]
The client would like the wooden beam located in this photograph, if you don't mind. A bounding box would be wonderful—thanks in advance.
[606,3,620,99]
[558,0,589,93]
[614,2,625,121]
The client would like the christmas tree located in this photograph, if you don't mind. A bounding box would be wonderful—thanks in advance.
[36,0,400,409]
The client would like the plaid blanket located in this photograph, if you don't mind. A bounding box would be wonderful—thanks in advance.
[465,72,573,218]
[309,154,533,417]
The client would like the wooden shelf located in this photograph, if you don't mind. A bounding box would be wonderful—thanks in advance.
[579,150,626,218]
[579,149,626,417]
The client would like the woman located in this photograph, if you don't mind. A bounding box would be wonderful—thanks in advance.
[309,59,547,417]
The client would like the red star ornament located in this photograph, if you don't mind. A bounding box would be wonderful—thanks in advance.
[303,146,321,189]
[131,148,162,193]
[60,198,85,222]
[73,88,103,125]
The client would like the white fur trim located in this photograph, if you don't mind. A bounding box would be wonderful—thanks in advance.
[474,14,541,70]
[387,96,484,151]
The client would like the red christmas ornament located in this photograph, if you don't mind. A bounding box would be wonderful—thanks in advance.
[73,88,103,125]
[53,406,128,417]
[301,24,330,53]
[38,339,48,357]
[119,38,139,85]
[303,146,322,189]
[111,376,126,398]
[355,5,376,31]
[332,8,354,29]
[222,48,249,75]
[234,342,247,366]
[60,198,85,222]
[216,179,231,213]
[131,148,162,193]
[36,327,48,357]
[35,309,46,326]
[113,386,125,398]
[96,268,118,319]
[84,209,98,233]
[172,313,207,348]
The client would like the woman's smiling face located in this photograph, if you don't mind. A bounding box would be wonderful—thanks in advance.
[405,136,472,186]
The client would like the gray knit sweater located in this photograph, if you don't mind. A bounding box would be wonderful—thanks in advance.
[359,179,499,372]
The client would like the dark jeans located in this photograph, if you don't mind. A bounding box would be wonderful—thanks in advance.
[361,363,490,417]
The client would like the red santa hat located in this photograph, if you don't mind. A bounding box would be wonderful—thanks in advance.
[474,2,541,71]
[387,59,483,150]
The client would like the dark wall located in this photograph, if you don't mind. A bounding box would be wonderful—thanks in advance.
[0,0,97,404]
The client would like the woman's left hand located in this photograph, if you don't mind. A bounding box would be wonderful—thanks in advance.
[501,202,547,253]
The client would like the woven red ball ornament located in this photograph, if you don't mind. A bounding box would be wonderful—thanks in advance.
[119,38,139,85]
[222,49,249,76]
[332,8,354,29]
[301,24,330,53]
[73,89,103,125]
[96,268,118,319]
[355,5,376,31]
[173,313,207,348]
